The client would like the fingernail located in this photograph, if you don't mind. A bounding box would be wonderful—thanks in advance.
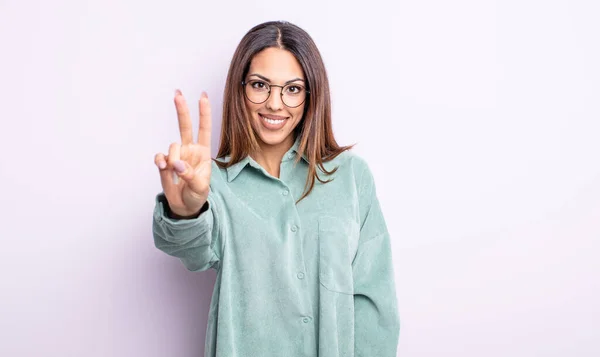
[175,89,182,96]
[173,160,186,174]
[158,161,166,169]
[201,91,208,99]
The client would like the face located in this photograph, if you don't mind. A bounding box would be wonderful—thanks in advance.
[244,47,307,150]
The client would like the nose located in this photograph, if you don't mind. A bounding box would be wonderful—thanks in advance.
[265,86,284,111]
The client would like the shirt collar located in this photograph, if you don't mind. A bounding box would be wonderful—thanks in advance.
[224,156,250,182]
[287,135,309,163]
[225,136,309,182]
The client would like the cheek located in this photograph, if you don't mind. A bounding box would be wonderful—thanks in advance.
[244,98,260,115]
[291,106,305,121]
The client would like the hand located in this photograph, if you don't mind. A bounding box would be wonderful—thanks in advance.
[154,89,212,218]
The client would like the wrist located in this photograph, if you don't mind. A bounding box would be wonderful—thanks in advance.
[167,201,209,220]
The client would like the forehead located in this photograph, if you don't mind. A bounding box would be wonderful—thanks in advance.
[248,47,304,81]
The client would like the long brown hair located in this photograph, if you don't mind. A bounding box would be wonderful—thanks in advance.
[216,20,353,203]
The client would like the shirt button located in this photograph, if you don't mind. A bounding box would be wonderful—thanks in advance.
[297,272,305,279]
[291,225,298,232]
[303,317,311,323]
[282,189,289,196]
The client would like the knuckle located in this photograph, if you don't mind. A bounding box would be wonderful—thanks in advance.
[166,154,176,165]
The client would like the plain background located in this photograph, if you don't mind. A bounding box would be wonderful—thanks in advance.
[1,0,598,356]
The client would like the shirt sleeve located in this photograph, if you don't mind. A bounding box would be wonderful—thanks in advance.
[352,164,400,356]
[152,191,221,272]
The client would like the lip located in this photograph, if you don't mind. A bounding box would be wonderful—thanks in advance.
[259,113,288,120]
[259,113,288,131]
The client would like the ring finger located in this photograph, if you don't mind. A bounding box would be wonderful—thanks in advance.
[167,143,181,168]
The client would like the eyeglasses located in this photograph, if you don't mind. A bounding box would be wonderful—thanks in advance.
[242,79,309,108]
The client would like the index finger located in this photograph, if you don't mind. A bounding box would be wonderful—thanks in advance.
[174,89,194,145]
[197,91,212,148]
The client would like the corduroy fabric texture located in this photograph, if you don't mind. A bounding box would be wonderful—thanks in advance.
[152,138,400,357]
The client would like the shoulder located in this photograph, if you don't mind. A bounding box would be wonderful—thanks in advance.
[325,149,379,226]
[322,149,375,188]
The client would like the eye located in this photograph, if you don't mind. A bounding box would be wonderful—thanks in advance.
[250,80,268,90]
[286,85,303,94]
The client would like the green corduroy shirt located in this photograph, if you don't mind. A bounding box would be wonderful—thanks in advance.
[152,137,400,357]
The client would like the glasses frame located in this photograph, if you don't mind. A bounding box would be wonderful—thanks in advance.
[241,80,310,108]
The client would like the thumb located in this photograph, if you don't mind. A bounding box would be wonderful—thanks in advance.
[173,160,195,181]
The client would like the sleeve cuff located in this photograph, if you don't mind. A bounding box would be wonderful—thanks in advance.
[153,193,213,231]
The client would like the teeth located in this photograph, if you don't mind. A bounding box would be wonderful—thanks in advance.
[262,115,285,124]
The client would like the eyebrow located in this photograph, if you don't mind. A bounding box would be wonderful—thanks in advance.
[248,73,305,84]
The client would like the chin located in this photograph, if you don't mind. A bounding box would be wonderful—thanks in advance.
[252,116,295,147]
[255,129,291,147]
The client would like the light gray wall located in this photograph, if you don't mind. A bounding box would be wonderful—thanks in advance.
[1,0,598,356]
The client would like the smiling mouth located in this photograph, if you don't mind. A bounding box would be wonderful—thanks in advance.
[258,113,289,130]
[259,113,288,124]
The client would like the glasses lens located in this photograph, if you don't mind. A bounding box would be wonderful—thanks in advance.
[244,80,307,107]
[245,80,269,103]
[282,84,307,107]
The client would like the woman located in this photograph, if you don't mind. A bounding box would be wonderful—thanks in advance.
[152,21,400,357]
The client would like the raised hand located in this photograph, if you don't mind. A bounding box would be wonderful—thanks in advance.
[154,89,212,218]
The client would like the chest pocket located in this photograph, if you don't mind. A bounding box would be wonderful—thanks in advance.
[318,216,359,295]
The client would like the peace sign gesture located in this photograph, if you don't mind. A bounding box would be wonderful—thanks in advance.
[154,90,212,218]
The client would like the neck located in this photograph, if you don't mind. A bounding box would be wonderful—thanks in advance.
[251,134,295,178]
